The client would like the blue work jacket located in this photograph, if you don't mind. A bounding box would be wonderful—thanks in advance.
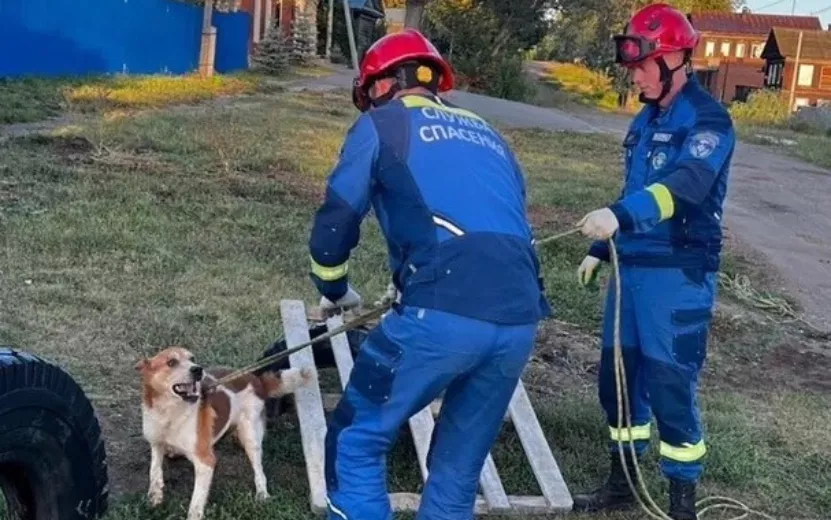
[308,93,551,325]
[589,76,736,272]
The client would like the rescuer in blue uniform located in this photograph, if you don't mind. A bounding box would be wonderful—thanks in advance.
[573,5,736,519]
[307,29,551,520]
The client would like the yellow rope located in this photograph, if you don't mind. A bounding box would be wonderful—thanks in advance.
[536,230,776,520]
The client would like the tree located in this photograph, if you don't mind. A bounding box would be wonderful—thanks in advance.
[405,0,433,30]
[292,7,317,65]
[252,20,292,75]
[542,0,744,103]
[424,0,551,100]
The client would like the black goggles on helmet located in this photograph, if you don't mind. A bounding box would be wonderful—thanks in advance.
[613,34,658,64]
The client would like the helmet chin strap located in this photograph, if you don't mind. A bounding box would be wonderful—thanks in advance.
[638,55,689,106]
[368,62,441,109]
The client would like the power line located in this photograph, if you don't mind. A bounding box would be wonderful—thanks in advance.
[809,4,831,15]
[752,0,789,11]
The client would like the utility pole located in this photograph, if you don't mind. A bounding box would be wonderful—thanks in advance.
[254,0,263,44]
[788,30,804,112]
[264,0,274,39]
[326,0,334,59]
[199,0,216,78]
[791,0,796,15]
[342,0,359,69]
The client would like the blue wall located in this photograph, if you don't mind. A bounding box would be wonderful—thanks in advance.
[0,0,251,78]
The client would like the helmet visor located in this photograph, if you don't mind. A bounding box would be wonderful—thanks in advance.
[613,35,656,65]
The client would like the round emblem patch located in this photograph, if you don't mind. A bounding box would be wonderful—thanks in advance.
[689,132,720,159]
[652,151,667,170]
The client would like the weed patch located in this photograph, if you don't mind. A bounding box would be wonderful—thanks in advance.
[64,74,262,112]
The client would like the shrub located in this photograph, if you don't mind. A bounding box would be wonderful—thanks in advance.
[481,52,534,102]
[423,0,547,102]
[292,8,317,66]
[729,89,790,126]
[251,22,292,76]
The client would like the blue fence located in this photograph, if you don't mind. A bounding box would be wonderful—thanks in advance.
[0,0,251,78]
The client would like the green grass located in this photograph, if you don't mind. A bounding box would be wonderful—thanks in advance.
[0,88,829,520]
[0,64,335,125]
[737,124,831,171]
[529,62,640,115]
[0,76,71,123]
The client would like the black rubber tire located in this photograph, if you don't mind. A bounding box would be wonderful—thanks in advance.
[0,347,108,520]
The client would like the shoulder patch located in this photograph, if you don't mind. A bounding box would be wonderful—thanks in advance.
[688,131,720,159]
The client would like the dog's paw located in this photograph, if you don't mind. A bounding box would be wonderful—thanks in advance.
[255,490,271,502]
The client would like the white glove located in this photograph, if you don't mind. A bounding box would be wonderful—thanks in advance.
[578,208,619,240]
[578,255,601,286]
[320,285,362,313]
[374,282,400,307]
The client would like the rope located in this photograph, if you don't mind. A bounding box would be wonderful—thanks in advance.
[717,271,827,336]
[203,224,782,519]
[202,302,391,392]
[535,229,776,520]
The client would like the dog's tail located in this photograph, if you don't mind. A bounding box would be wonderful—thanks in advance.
[259,367,312,398]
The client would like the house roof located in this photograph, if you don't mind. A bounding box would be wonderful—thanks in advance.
[765,28,831,61]
[689,11,822,35]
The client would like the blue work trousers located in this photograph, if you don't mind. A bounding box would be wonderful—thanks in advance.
[598,266,715,482]
[324,305,538,520]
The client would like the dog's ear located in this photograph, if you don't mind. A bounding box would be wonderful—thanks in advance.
[134,358,149,372]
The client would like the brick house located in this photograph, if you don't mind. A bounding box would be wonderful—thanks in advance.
[687,10,822,103]
[761,28,831,110]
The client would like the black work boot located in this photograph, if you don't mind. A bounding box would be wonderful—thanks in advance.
[668,478,697,520]
[572,452,639,512]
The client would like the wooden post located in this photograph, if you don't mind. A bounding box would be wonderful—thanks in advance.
[342,0,359,69]
[280,0,294,39]
[264,0,274,38]
[253,0,263,43]
[326,0,334,59]
[199,0,216,77]
[788,30,804,112]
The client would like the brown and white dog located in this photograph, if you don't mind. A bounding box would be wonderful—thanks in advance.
[135,346,311,520]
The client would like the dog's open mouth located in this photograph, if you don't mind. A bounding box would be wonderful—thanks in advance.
[172,382,200,402]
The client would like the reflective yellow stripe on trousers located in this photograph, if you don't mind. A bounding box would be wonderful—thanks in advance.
[660,440,707,462]
[609,423,651,442]
[310,257,348,281]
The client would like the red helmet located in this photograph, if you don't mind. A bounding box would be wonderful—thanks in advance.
[613,3,699,66]
[352,29,455,111]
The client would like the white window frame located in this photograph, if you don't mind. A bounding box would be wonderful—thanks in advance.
[797,64,815,87]
[705,41,716,57]
[720,41,731,57]
[794,97,810,111]
[751,44,763,58]
[736,43,746,58]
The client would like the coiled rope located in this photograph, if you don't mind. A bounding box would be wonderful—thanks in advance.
[538,227,776,520]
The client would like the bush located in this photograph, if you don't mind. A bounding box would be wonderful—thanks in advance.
[292,8,317,66]
[790,105,831,134]
[479,52,534,101]
[729,89,790,126]
[251,22,292,76]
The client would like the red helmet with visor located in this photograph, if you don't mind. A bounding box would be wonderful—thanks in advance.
[613,3,699,66]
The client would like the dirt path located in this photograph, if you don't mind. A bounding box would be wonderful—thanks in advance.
[293,67,831,330]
